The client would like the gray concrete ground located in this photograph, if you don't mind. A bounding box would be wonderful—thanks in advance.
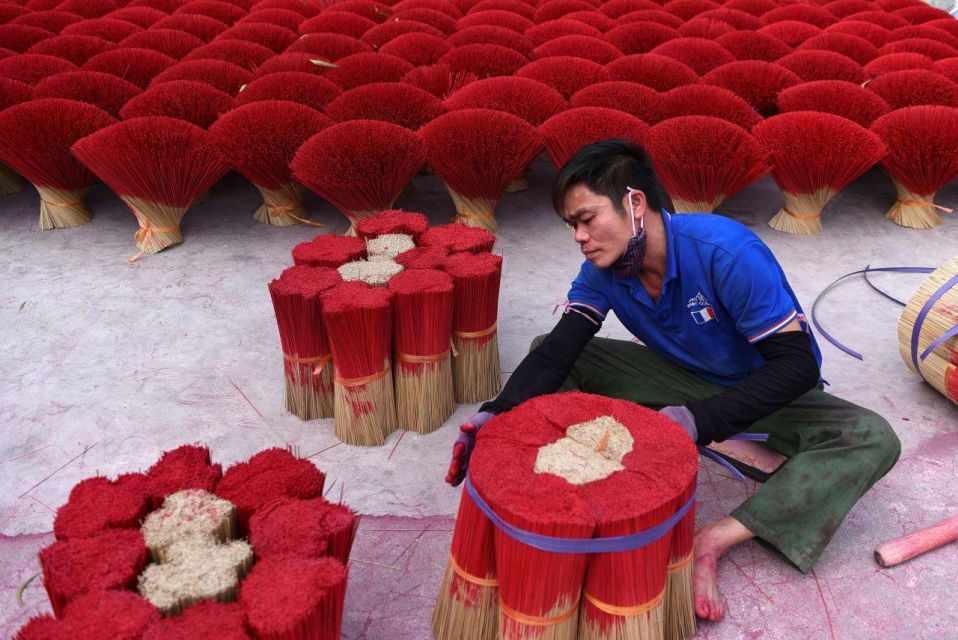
[1,160,957,639]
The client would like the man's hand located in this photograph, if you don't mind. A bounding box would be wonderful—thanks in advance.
[659,405,698,443]
[445,411,494,486]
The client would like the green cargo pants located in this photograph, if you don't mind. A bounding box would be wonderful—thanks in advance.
[532,335,902,573]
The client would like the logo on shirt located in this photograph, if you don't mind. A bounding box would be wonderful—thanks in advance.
[687,291,717,325]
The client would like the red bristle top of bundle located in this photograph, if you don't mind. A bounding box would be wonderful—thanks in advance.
[240,556,347,640]
[703,60,803,116]
[650,37,735,75]
[516,56,611,99]
[379,32,452,66]
[777,80,890,126]
[723,0,779,16]
[878,38,958,61]
[599,0,661,19]
[0,25,54,53]
[532,35,624,65]
[151,13,230,41]
[39,528,149,616]
[777,50,866,83]
[236,8,304,31]
[270,264,342,301]
[864,52,935,76]
[142,602,249,640]
[250,496,358,562]
[389,268,455,362]
[866,69,958,109]
[13,615,60,640]
[455,9,534,33]
[663,0,719,20]
[362,19,444,48]
[299,11,376,38]
[717,31,793,62]
[887,25,958,51]
[934,58,958,85]
[870,104,958,194]
[419,108,542,201]
[757,21,823,47]
[251,52,331,78]
[894,4,953,24]
[151,59,252,94]
[0,99,115,190]
[53,475,150,540]
[618,9,683,29]
[392,8,457,34]
[678,16,736,39]
[128,0,189,12]
[292,119,424,218]
[394,0,463,18]
[106,7,168,28]
[219,22,298,52]
[71,116,229,206]
[57,0,118,18]
[443,76,568,126]
[209,100,331,189]
[539,107,649,169]
[661,84,763,130]
[845,10,909,30]
[253,0,321,17]
[570,81,660,123]
[216,447,326,526]
[449,25,534,56]
[0,54,77,85]
[325,82,443,130]
[645,115,770,207]
[526,19,602,48]
[762,4,837,27]
[606,53,697,91]
[443,252,502,334]
[699,7,762,29]
[420,223,496,254]
[82,48,176,89]
[323,52,415,90]
[824,0,875,19]
[0,5,28,24]
[234,72,341,112]
[402,63,477,99]
[291,234,366,267]
[60,591,160,639]
[144,444,223,504]
[605,22,678,56]
[534,0,595,22]
[798,32,879,64]
[825,20,891,45]
[184,39,275,69]
[13,12,79,33]
[62,18,143,43]
[119,81,232,129]
[119,29,205,58]
[321,281,394,378]
[438,43,529,79]
[322,0,389,23]
[28,35,117,66]
[0,78,34,108]
[355,209,429,241]
[564,10,614,32]
[0,48,16,61]
[287,33,371,60]
[175,0,248,24]
[752,111,886,195]
[927,18,958,40]
[395,245,449,269]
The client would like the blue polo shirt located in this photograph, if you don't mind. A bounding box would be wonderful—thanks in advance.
[567,211,822,387]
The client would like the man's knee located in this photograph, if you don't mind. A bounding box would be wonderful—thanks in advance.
[857,411,902,475]
[529,333,549,353]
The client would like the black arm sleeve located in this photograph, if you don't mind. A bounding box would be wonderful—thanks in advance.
[480,308,603,415]
[685,330,820,445]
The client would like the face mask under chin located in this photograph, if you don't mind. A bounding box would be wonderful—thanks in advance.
[611,187,646,279]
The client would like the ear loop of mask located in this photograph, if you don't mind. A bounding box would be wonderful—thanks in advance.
[627,186,644,237]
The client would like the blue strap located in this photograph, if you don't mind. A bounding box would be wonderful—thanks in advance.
[911,273,958,381]
[463,474,695,554]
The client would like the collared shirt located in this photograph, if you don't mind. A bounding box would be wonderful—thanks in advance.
[567,211,823,387]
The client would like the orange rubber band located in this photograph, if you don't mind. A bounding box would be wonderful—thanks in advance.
[129,222,181,263]
[894,199,953,214]
[334,365,391,387]
[448,552,498,588]
[499,598,579,627]
[284,352,331,378]
[668,552,693,572]
[453,323,498,340]
[267,202,325,227]
[396,351,449,364]
[583,589,664,617]
[782,207,820,221]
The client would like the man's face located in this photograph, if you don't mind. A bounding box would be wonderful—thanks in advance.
[560,184,639,269]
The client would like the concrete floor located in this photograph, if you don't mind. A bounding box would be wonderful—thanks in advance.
[2,161,958,639]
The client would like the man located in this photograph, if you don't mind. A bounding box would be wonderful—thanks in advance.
[445,140,901,621]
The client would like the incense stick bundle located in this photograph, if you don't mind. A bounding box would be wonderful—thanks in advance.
[18,591,159,639]
[268,265,342,420]
[292,234,367,268]
[663,479,696,640]
[396,245,450,269]
[140,601,249,639]
[539,107,650,170]
[355,209,429,243]
[322,281,398,446]
[53,475,150,541]
[249,496,359,563]
[421,223,496,255]
[388,269,455,433]
[338,259,405,286]
[444,252,502,403]
[898,255,958,403]
[144,444,223,508]
[33,70,142,119]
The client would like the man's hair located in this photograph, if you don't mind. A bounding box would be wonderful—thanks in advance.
[551,139,666,216]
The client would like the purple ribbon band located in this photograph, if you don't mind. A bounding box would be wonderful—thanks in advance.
[699,432,770,483]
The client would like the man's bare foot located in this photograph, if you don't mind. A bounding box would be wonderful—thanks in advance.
[692,517,756,622]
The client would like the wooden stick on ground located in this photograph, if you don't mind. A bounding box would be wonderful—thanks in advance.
[875,515,958,567]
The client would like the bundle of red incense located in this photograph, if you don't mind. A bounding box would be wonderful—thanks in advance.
[0,98,115,229]
[388,269,456,433]
[268,265,342,420]
[292,233,367,268]
[539,107,650,170]
[606,54,698,92]
[142,602,249,640]
[516,56,612,100]
[776,80,891,127]
[33,70,142,118]
[0,78,31,196]
[355,209,429,242]
[28,34,117,66]
[209,100,332,226]
[83,48,177,89]
[321,281,398,446]
[249,496,358,563]
[233,72,342,113]
[118,80,233,129]
[52,475,150,540]
[660,85,763,130]
[443,252,502,403]
[121,29,206,58]
[701,60,802,117]
[291,120,426,234]
[324,82,444,130]
[72,116,230,261]
[17,591,160,640]
[421,223,496,255]
[443,76,569,127]
[286,33,371,60]
[144,443,223,507]
[150,59,253,95]
[570,81,661,127]
[752,112,886,234]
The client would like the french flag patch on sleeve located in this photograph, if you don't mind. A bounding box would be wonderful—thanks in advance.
[690,307,717,325]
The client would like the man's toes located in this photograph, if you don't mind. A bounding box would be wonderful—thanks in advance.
[709,600,726,622]
[695,596,710,619]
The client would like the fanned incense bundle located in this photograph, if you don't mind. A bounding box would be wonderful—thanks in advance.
[83,48,177,88]
[184,39,275,69]
[394,0,462,18]
[144,444,223,507]
[877,38,958,61]
[533,35,624,65]
[250,496,358,563]
[570,81,661,126]
[646,115,770,213]
[288,33,373,59]
[388,269,456,433]
[362,20,444,48]
[394,8,457,33]
[776,50,867,83]
[0,25,53,52]
[825,20,891,45]
[527,19,602,48]
[63,19,142,43]
[233,72,342,112]
[150,59,253,95]
[870,105,958,229]
[141,602,249,640]
[762,4,837,28]
[108,7,168,27]
[935,59,958,85]
[535,0,596,22]
[650,37,735,75]
[444,252,502,403]
[237,8,304,30]
[606,54,698,92]
[456,9,534,33]
[355,209,429,242]
[438,43,530,79]
[516,56,612,100]
[702,60,802,116]
[448,25,534,56]
[299,11,377,38]
[678,18,733,39]
[777,80,891,127]
[617,10,684,29]
[443,76,569,127]
[72,116,229,260]
[435,392,697,640]
[292,234,367,268]
[661,85,762,130]
[0,99,114,230]
[33,70,142,118]
[253,0,320,17]
[0,78,31,195]
[419,109,542,232]
[699,7,761,29]
[119,80,233,129]
[605,23,678,56]
[865,52,936,76]
[28,34,117,66]
[219,22,298,52]
[291,120,425,233]
[724,0,778,16]
[209,100,332,225]
[752,112,886,234]
[0,53,76,85]
[866,69,958,109]
[898,255,958,404]
[325,82,444,130]
[824,0,875,19]
[268,265,342,420]
[17,591,160,640]
[379,32,453,66]
[539,107,650,169]
[844,10,908,30]
[758,21,823,48]
[175,0,248,24]
[716,31,793,62]
[121,29,206,58]
[664,0,720,20]
[798,32,879,65]
[321,281,398,446]
[152,14,230,41]
[403,63,478,99]
[53,475,150,540]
